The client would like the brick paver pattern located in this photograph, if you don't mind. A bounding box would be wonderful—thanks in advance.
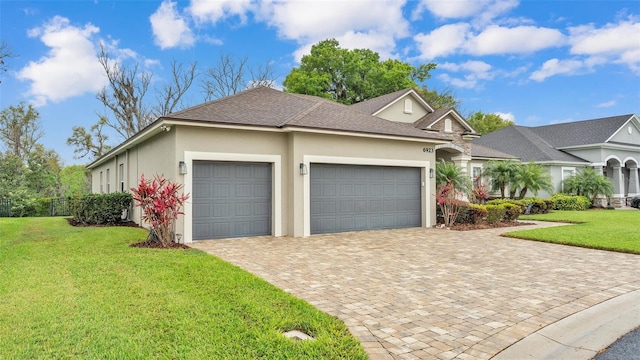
[191,222,640,360]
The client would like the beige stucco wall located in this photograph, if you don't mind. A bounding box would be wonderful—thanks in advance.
[289,131,437,237]
[376,94,430,124]
[92,124,439,242]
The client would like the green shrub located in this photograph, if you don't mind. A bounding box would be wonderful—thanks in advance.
[544,198,555,211]
[519,197,548,214]
[550,194,591,211]
[69,193,132,225]
[502,203,522,221]
[457,203,488,224]
[485,204,506,223]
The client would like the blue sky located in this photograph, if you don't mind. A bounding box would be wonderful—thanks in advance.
[1,0,639,165]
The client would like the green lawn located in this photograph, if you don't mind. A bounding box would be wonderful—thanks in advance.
[0,217,367,359]
[507,210,640,254]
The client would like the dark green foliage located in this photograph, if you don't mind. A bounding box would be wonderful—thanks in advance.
[550,194,591,211]
[501,203,522,222]
[487,197,550,215]
[69,193,132,224]
[457,203,488,224]
[485,205,506,224]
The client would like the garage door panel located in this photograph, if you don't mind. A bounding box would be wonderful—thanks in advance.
[193,161,272,240]
[311,163,421,234]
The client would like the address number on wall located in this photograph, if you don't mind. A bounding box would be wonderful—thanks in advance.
[423,147,434,153]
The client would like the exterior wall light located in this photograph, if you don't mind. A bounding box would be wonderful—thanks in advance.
[300,163,308,175]
[179,161,187,175]
[429,168,434,178]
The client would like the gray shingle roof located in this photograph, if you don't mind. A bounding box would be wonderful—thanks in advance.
[164,87,448,141]
[528,114,634,147]
[470,143,519,159]
[472,125,589,163]
[349,89,413,115]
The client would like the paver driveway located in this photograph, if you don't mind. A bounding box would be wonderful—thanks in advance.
[191,222,640,360]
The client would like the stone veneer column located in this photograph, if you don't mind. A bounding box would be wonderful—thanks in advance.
[629,165,639,196]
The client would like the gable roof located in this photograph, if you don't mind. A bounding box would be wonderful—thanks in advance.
[528,114,635,147]
[472,125,589,163]
[414,107,479,135]
[164,86,449,141]
[350,88,435,115]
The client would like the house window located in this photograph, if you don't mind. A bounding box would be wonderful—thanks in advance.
[472,166,483,186]
[106,169,110,193]
[561,167,576,191]
[403,99,413,114]
[99,171,104,193]
[119,163,125,192]
[444,118,452,133]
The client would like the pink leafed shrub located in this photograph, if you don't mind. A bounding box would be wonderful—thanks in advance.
[437,180,464,227]
[131,174,190,247]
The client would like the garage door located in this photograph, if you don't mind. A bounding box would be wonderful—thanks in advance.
[310,163,421,234]
[193,161,271,240]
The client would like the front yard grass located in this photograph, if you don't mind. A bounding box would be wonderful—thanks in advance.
[507,210,640,254]
[0,217,367,359]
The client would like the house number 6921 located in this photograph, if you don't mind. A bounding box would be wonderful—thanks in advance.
[423,147,434,153]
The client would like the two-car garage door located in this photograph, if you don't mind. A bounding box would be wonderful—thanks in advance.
[192,161,422,239]
[310,163,421,234]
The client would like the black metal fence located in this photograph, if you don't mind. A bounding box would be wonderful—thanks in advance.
[0,198,71,218]
[0,198,11,217]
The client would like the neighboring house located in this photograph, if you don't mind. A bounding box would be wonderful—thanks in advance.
[472,114,640,206]
[89,87,478,242]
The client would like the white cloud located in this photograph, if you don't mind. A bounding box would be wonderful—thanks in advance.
[437,60,494,89]
[188,0,252,24]
[150,0,195,49]
[529,58,584,82]
[412,0,518,24]
[465,25,565,55]
[17,16,105,106]
[257,0,408,62]
[596,100,616,108]
[493,112,515,122]
[568,19,640,73]
[414,23,470,60]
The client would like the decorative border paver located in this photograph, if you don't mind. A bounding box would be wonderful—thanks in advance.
[191,222,640,359]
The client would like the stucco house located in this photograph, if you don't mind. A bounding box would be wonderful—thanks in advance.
[472,114,640,206]
[88,87,480,243]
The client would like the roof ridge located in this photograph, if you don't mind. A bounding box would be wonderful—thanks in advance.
[277,100,324,127]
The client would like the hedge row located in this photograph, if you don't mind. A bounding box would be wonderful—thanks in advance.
[69,193,132,225]
[486,197,554,215]
[549,194,591,211]
[456,202,522,224]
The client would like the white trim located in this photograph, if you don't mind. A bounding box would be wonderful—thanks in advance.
[604,155,623,165]
[183,151,282,243]
[622,156,639,166]
[284,126,449,144]
[556,142,640,151]
[301,155,431,237]
[605,114,638,143]
[372,89,435,115]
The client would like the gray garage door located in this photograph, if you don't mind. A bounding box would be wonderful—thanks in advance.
[193,161,271,240]
[310,163,421,234]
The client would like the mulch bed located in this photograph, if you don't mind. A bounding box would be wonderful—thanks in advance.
[66,217,190,249]
[437,221,535,231]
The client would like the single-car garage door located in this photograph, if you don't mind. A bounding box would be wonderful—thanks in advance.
[193,161,272,240]
[310,163,421,234]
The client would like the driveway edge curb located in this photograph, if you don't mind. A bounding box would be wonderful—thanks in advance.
[491,289,640,360]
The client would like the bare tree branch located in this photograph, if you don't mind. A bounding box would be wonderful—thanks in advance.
[66,116,112,160]
[0,40,17,84]
[0,102,43,161]
[97,44,152,139]
[152,59,197,117]
[201,53,279,101]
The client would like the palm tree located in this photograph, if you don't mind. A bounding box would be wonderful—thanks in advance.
[563,167,614,203]
[435,160,470,194]
[482,160,519,198]
[516,162,554,199]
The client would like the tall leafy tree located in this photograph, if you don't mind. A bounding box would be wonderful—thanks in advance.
[59,165,90,197]
[435,160,470,194]
[283,39,436,104]
[0,102,43,161]
[0,151,24,197]
[417,87,461,110]
[515,162,554,199]
[483,160,520,199]
[563,167,614,203]
[67,116,112,160]
[467,111,514,134]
